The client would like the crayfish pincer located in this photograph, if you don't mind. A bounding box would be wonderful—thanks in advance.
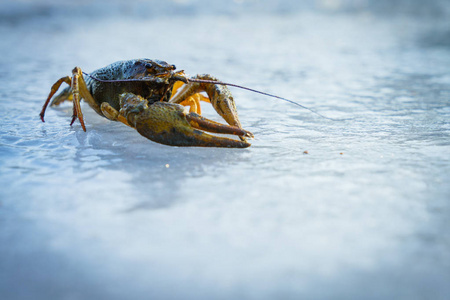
[40,59,253,148]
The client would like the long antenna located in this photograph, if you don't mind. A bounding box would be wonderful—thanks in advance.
[83,72,337,120]
[187,78,336,121]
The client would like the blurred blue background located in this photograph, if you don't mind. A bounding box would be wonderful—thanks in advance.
[1,1,449,300]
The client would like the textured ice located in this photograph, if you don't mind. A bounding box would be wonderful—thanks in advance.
[1,1,450,299]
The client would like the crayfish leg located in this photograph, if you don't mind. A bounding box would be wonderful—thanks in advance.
[50,86,73,107]
[70,67,104,132]
[41,67,101,133]
[169,74,244,131]
[70,69,86,132]
[172,81,210,114]
[40,76,71,122]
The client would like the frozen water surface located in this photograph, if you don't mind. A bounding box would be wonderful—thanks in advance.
[1,1,449,299]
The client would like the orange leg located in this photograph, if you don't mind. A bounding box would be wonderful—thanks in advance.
[40,76,71,122]
[169,75,243,129]
[41,67,101,132]
[171,81,210,114]
[70,68,86,131]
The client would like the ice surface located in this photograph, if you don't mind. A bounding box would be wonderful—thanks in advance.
[0,1,449,299]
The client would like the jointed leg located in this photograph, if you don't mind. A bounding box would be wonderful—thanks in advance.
[41,67,101,132]
[171,81,210,114]
[50,87,73,107]
[40,76,71,122]
[72,67,101,115]
[70,67,104,132]
[70,68,86,131]
[169,74,246,132]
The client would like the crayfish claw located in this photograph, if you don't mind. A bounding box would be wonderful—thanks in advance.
[120,93,251,148]
[185,112,253,139]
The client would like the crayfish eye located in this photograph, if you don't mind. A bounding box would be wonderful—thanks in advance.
[145,63,153,69]
[171,64,176,70]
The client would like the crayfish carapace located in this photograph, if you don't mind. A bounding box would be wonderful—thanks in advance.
[40,59,254,148]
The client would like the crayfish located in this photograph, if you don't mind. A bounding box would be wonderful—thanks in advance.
[40,59,254,148]
[41,59,333,148]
